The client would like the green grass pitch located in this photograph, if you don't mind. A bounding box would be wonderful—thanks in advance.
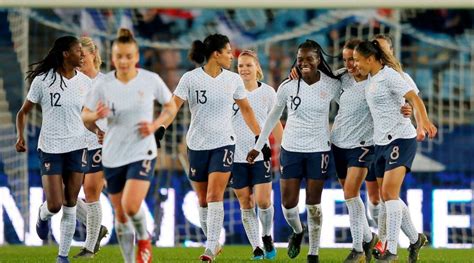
[0,245,473,262]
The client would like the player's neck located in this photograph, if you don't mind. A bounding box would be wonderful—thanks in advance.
[244,80,259,91]
[369,63,384,76]
[116,70,138,84]
[302,71,320,85]
[353,74,367,82]
[203,63,222,78]
[80,68,99,79]
[58,64,77,79]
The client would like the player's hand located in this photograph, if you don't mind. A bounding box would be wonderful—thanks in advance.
[416,119,437,141]
[15,137,26,152]
[96,129,105,145]
[246,149,260,164]
[288,67,299,80]
[154,125,166,148]
[96,101,110,120]
[261,144,272,162]
[401,103,413,118]
[138,121,155,138]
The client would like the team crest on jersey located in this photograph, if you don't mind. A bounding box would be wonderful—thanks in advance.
[44,162,51,171]
[320,91,328,99]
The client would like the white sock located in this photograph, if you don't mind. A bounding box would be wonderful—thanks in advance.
[207,202,224,255]
[400,199,419,244]
[378,202,387,243]
[40,201,56,221]
[282,205,303,234]
[58,206,76,257]
[241,208,262,250]
[115,220,135,263]
[359,197,373,243]
[368,201,381,226]
[198,206,208,238]
[346,197,364,252]
[306,204,322,256]
[84,201,102,252]
[385,200,403,254]
[130,207,149,241]
[75,198,88,225]
[258,205,274,237]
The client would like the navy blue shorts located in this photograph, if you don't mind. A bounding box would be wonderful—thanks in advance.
[86,148,103,174]
[332,144,375,180]
[230,161,272,189]
[103,158,156,194]
[365,162,377,182]
[373,137,417,178]
[187,145,235,182]
[279,147,335,180]
[38,148,88,176]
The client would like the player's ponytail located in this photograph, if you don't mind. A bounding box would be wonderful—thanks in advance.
[188,34,230,64]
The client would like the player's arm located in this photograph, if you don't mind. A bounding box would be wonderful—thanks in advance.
[271,121,284,145]
[15,99,35,152]
[235,98,261,136]
[81,101,109,133]
[138,96,178,137]
[404,91,437,141]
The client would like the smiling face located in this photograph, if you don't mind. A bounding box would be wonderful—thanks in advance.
[342,48,360,76]
[297,47,320,78]
[65,42,84,68]
[214,43,233,69]
[237,55,258,82]
[353,50,374,77]
[112,42,139,75]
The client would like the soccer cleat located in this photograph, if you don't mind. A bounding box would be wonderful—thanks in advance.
[93,225,109,253]
[344,249,366,263]
[73,248,95,258]
[252,247,264,260]
[372,240,386,259]
[262,235,277,260]
[375,251,399,263]
[199,248,215,262]
[56,255,70,263]
[287,225,305,259]
[363,233,379,262]
[407,233,428,263]
[36,206,50,240]
[307,254,320,263]
[136,239,152,263]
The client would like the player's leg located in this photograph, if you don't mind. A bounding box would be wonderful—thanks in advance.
[105,165,135,263]
[232,163,264,259]
[253,161,275,259]
[122,159,155,263]
[305,178,324,263]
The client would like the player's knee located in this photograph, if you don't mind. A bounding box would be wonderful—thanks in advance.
[84,185,101,202]
[115,213,128,224]
[281,198,298,209]
[256,200,271,210]
[47,202,62,214]
[368,194,381,205]
[343,187,359,200]
[206,193,223,203]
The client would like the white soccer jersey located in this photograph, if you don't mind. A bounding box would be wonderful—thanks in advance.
[232,82,276,163]
[277,72,341,152]
[331,72,374,149]
[84,69,172,168]
[85,72,107,150]
[366,66,417,146]
[27,70,90,154]
[174,67,247,151]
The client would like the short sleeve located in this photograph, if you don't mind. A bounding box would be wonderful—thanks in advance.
[174,73,189,101]
[152,73,172,104]
[403,73,420,94]
[26,76,43,103]
[233,75,247,100]
[390,71,414,98]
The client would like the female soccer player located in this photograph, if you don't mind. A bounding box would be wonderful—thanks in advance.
[248,39,341,263]
[331,39,380,263]
[82,28,177,263]
[164,34,262,262]
[73,36,108,258]
[232,50,283,260]
[16,36,89,263]
[353,40,437,262]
